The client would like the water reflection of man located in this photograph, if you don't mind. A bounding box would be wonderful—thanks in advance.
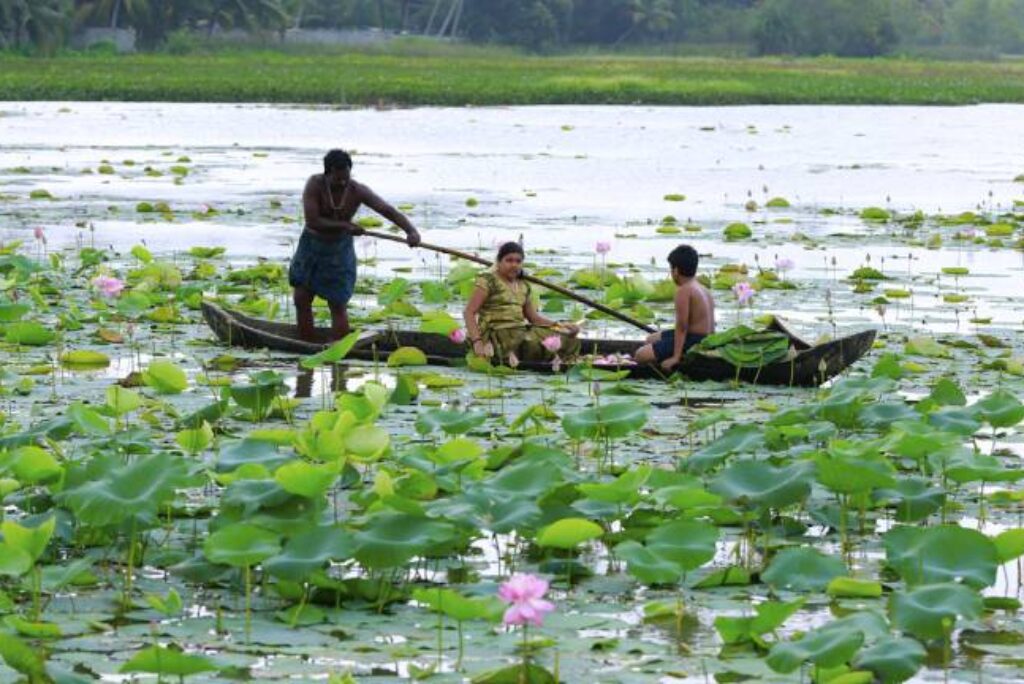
[289,149,421,341]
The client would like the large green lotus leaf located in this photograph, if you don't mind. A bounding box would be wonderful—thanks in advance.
[536,517,603,549]
[714,598,804,644]
[932,447,1024,484]
[767,620,865,673]
[471,663,556,684]
[411,587,504,622]
[0,302,29,322]
[0,515,54,563]
[106,385,143,416]
[615,540,685,585]
[646,519,718,571]
[387,346,428,367]
[433,437,484,465]
[415,408,486,436]
[928,378,967,407]
[762,547,847,592]
[884,525,997,589]
[815,454,895,494]
[175,421,213,454]
[5,321,54,346]
[710,460,813,509]
[216,438,288,473]
[58,453,191,527]
[274,460,339,499]
[0,543,31,576]
[353,513,456,569]
[889,583,983,640]
[120,645,219,676]
[562,402,647,440]
[229,383,279,415]
[972,390,1024,428]
[886,421,959,460]
[7,445,62,484]
[345,425,390,459]
[874,477,945,523]
[853,636,927,684]
[263,524,356,581]
[858,402,919,427]
[904,336,949,358]
[60,349,110,369]
[0,633,47,681]
[578,465,651,504]
[927,407,981,435]
[142,359,188,394]
[685,423,764,473]
[67,403,112,437]
[993,529,1024,563]
[203,523,281,568]
[419,310,461,336]
[300,329,363,369]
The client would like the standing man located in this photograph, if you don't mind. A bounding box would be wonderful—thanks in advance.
[290,149,421,341]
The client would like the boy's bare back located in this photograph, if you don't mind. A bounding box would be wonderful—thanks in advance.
[677,279,715,335]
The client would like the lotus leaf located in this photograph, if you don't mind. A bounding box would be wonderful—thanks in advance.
[889,582,982,639]
[562,401,648,440]
[762,547,847,592]
[884,525,997,589]
[536,517,603,549]
[204,523,281,567]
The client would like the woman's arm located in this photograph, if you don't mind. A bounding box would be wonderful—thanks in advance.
[464,285,492,356]
[523,298,556,327]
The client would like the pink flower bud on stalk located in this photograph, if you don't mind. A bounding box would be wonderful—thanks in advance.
[733,281,755,305]
[595,240,612,255]
[775,257,795,272]
[34,226,46,243]
[508,351,520,369]
[541,335,562,353]
[449,328,467,344]
[498,574,555,627]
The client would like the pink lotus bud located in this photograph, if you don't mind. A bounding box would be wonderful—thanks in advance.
[733,281,754,305]
[449,328,467,344]
[595,240,612,254]
[34,227,45,241]
[541,335,561,353]
[508,351,519,369]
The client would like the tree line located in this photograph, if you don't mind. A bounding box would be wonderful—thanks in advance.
[3,0,1024,56]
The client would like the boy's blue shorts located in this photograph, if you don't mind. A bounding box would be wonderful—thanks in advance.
[653,330,707,362]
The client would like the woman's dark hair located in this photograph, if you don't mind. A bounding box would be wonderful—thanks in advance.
[496,241,525,263]
[667,244,698,277]
[323,149,353,174]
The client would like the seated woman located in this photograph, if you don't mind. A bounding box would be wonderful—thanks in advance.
[464,241,581,366]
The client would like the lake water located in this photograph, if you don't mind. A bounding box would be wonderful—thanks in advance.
[2,102,1023,338]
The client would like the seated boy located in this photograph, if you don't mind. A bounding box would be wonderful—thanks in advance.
[635,244,716,371]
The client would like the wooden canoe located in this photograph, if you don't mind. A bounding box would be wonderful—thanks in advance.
[201,301,876,387]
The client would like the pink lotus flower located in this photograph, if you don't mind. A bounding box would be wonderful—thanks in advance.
[33,227,46,244]
[508,351,520,369]
[92,275,125,298]
[498,574,555,627]
[449,328,467,344]
[595,240,612,255]
[775,257,795,272]
[733,281,754,305]
[541,335,562,353]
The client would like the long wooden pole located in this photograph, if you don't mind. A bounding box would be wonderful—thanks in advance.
[362,229,656,333]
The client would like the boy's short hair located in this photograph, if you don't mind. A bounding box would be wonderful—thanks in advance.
[323,149,353,173]
[667,244,698,277]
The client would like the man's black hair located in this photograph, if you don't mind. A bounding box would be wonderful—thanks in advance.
[667,244,698,278]
[324,149,353,174]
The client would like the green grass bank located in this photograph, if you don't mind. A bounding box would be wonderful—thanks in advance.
[3,50,1024,105]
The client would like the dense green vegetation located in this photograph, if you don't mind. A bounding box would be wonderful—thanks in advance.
[3,49,1024,104]
[4,0,1024,56]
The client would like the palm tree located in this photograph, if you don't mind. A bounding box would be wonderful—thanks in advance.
[205,0,290,34]
[615,0,675,45]
[0,0,69,52]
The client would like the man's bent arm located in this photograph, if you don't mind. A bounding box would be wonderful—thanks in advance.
[362,186,419,237]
